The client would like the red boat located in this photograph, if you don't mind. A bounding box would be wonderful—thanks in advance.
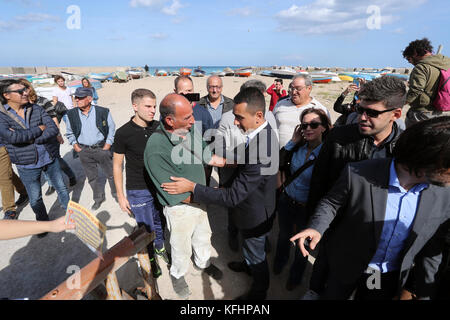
[179,68,192,76]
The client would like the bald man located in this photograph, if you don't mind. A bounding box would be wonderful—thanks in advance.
[144,93,224,299]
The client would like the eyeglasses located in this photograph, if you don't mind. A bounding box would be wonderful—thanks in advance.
[300,122,322,130]
[5,88,28,95]
[74,96,88,100]
[290,86,306,93]
[355,105,398,118]
[208,86,222,90]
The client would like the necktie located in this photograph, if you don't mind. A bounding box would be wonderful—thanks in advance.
[245,136,250,148]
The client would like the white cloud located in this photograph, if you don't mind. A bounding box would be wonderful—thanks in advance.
[150,32,169,40]
[161,0,184,16]
[275,0,427,35]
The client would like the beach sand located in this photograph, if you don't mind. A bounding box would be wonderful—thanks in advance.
[0,75,376,300]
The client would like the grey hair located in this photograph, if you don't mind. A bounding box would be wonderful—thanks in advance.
[207,75,223,87]
[291,74,313,87]
[240,79,267,94]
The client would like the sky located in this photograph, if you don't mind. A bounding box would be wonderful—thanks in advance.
[0,0,449,68]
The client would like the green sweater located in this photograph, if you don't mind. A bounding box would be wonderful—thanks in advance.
[407,54,450,112]
[144,122,212,207]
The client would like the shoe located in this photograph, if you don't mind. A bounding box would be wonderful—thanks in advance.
[264,237,271,253]
[155,247,171,265]
[228,261,251,276]
[45,186,55,196]
[15,194,29,208]
[228,233,239,252]
[91,198,105,211]
[69,177,77,187]
[150,257,162,279]
[170,275,191,299]
[3,211,19,220]
[203,264,223,280]
[37,232,48,238]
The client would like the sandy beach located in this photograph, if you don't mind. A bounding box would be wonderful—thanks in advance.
[0,74,399,300]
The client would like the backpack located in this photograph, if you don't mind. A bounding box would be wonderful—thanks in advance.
[433,68,450,111]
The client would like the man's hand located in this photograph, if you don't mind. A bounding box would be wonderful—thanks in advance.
[38,125,46,132]
[162,177,195,194]
[73,144,82,153]
[56,134,64,144]
[118,195,133,216]
[209,154,226,167]
[102,143,112,151]
[290,228,322,257]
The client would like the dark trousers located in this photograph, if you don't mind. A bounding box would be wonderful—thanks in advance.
[274,192,309,284]
[78,147,116,202]
[45,156,76,187]
[242,233,270,299]
[321,270,400,300]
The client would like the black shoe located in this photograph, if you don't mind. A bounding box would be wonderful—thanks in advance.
[69,177,77,187]
[3,211,19,220]
[228,261,251,276]
[150,257,162,279]
[37,232,48,238]
[15,194,29,208]
[228,233,239,252]
[91,198,105,211]
[203,264,223,280]
[155,247,171,265]
[45,186,55,196]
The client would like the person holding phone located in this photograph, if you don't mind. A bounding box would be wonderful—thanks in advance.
[274,108,332,291]
[333,78,364,126]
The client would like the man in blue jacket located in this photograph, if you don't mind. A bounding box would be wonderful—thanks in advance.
[0,80,70,237]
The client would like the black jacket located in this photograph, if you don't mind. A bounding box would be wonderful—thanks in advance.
[307,122,402,215]
[193,124,277,237]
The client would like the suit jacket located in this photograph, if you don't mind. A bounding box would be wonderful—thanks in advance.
[194,123,278,237]
[309,158,450,298]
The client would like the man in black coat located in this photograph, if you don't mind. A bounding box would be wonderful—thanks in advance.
[292,116,450,300]
[161,88,279,300]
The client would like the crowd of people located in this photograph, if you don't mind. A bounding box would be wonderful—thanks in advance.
[0,37,449,300]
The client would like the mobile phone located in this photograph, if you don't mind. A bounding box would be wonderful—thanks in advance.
[181,93,200,102]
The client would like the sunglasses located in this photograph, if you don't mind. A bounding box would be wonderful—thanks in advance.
[300,122,322,130]
[355,105,397,118]
[5,88,28,95]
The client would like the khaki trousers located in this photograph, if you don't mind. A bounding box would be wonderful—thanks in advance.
[0,146,27,212]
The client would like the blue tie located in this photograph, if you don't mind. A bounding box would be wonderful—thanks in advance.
[245,136,250,148]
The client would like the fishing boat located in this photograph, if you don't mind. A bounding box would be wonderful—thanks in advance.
[89,72,112,82]
[223,67,235,76]
[155,69,168,77]
[112,71,129,82]
[193,67,206,77]
[338,74,354,81]
[270,67,298,79]
[126,68,145,79]
[234,67,252,77]
[310,74,333,84]
[211,71,226,77]
[179,68,192,76]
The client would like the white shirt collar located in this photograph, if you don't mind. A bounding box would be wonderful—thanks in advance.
[247,121,268,142]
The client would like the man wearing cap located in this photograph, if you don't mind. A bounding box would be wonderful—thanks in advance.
[66,87,117,210]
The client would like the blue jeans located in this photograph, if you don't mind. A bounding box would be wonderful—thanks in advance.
[17,159,70,221]
[274,192,309,284]
[44,156,76,187]
[127,189,164,251]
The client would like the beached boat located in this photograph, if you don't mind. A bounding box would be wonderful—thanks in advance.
[112,71,129,82]
[126,68,145,79]
[179,68,192,76]
[338,74,354,81]
[193,67,206,76]
[270,67,298,79]
[89,72,112,82]
[68,78,102,90]
[234,67,252,77]
[156,69,168,76]
[310,74,333,83]
[35,86,57,101]
[223,67,235,76]
[384,73,409,81]
[211,71,226,77]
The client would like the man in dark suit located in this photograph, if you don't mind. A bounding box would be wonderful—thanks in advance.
[162,88,279,300]
[291,116,450,300]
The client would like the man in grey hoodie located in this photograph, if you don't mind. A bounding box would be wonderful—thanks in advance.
[403,38,450,127]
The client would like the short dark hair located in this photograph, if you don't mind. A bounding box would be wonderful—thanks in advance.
[131,88,156,104]
[159,94,179,126]
[358,75,406,109]
[234,87,266,115]
[174,75,193,91]
[275,78,283,85]
[240,80,267,94]
[54,75,65,83]
[0,79,22,104]
[394,116,450,176]
[403,38,433,59]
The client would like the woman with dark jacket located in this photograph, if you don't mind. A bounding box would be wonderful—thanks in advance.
[274,108,332,291]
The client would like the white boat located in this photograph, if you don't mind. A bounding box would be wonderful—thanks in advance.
[35,86,57,100]
[270,67,298,79]
[126,69,145,79]
[315,71,342,82]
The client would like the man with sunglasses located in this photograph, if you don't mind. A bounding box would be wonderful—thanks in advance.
[0,80,69,236]
[65,87,117,210]
[305,75,407,295]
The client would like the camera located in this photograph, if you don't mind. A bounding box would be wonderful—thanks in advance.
[181,93,200,103]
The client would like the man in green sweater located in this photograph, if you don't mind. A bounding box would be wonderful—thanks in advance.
[144,93,225,299]
[403,38,450,127]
